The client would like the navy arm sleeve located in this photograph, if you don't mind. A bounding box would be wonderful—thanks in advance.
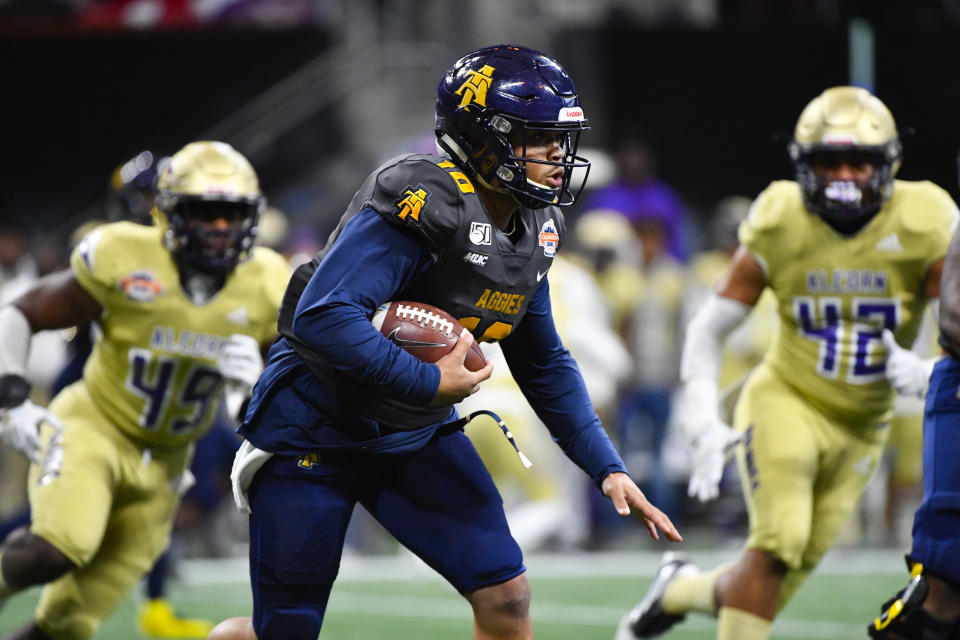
[499,278,627,487]
[290,208,441,406]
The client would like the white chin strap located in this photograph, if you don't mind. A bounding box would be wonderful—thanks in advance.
[526,177,558,191]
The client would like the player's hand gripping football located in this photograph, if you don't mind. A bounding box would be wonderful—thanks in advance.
[676,378,743,503]
[430,329,494,406]
[601,472,682,542]
[217,334,264,421]
[882,329,935,397]
[0,399,62,463]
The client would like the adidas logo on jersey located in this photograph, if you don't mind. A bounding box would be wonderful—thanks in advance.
[875,233,903,252]
[226,307,249,326]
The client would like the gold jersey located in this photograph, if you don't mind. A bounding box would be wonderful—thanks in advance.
[70,221,290,449]
[740,179,957,427]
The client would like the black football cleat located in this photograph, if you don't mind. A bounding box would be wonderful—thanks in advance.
[615,551,696,639]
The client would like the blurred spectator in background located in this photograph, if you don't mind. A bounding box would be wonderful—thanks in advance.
[577,136,693,533]
[570,209,643,331]
[582,135,692,263]
[0,226,37,295]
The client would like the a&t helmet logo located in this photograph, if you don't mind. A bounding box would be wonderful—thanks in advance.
[395,184,430,224]
[455,64,495,108]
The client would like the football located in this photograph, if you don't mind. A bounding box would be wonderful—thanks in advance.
[371,301,486,372]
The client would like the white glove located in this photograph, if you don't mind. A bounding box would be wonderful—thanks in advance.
[231,439,273,514]
[676,377,743,503]
[882,329,937,397]
[217,334,263,421]
[688,421,743,502]
[0,400,62,464]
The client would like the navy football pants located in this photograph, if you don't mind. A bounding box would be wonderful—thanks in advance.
[247,430,525,639]
[911,356,960,585]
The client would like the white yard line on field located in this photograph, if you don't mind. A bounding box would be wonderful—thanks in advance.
[323,590,866,639]
[180,547,907,585]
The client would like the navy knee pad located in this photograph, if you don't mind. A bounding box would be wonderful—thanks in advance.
[256,608,322,640]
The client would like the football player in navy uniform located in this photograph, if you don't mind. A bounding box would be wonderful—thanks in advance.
[209,44,681,640]
[867,160,960,639]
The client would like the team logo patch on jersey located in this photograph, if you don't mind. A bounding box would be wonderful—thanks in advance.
[455,64,495,108]
[119,270,165,302]
[297,453,320,469]
[538,219,560,257]
[394,184,430,224]
[463,251,489,266]
[469,222,492,246]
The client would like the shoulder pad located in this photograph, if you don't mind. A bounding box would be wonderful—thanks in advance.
[245,246,291,275]
[70,222,163,304]
[368,154,477,252]
[894,180,960,236]
[71,222,158,282]
[741,181,798,234]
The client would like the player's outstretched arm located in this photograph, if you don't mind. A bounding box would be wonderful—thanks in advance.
[678,247,765,502]
[430,329,493,406]
[11,268,103,331]
[601,471,682,542]
[0,270,101,461]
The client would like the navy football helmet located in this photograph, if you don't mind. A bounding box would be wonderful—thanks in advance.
[107,150,166,225]
[435,44,590,209]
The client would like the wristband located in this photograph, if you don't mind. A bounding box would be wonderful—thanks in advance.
[0,374,30,409]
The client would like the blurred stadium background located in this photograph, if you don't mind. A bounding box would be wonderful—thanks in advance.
[1,0,959,638]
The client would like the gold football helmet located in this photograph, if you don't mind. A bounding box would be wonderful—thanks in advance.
[155,141,264,273]
[788,86,902,234]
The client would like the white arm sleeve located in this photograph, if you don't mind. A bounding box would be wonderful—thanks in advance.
[676,294,751,441]
[0,305,31,377]
[680,294,752,384]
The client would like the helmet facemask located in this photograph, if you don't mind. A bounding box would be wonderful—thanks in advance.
[437,107,590,209]
[790,143,901,235]
[162,196,262,274]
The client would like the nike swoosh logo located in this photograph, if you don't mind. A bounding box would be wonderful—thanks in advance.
[387,328,446,349]
[536,270,547,282]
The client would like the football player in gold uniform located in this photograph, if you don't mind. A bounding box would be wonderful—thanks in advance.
[0,141,290,640]
[617,87,958,640]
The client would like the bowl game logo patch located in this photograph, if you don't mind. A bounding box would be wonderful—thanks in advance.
[119,269,165,302]
[538,219,559,257]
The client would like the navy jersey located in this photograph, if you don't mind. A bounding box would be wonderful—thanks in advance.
[242,153,625,485]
